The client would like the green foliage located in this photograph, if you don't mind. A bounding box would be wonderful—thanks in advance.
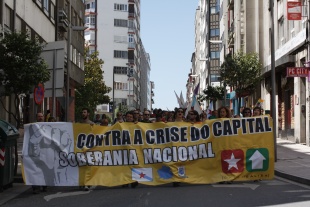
[75,48,111,120]
[0,32,50,95]
[0,32,50,128]
[198,85,225,106]
[220,51,263,96]
[220,51,263,113]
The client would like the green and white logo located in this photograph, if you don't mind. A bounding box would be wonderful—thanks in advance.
[246,148,269,172]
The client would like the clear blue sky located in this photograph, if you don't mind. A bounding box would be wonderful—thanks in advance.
[140,1,198,111]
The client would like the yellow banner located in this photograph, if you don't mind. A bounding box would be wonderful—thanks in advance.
[68,116,274,186]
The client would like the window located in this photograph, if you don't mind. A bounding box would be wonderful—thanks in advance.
[114,66,128,74]
[15,17,22,32]
[278,17,284,46]
[114,82,128,90]
[210,5,219,14]
[210,29,220,37]
[114,4,128,11]
[43,0,49,12]
[4,6,11,29]
[114,50,128,59]
[50,3,55,20]
[85,15,96,25]
[128,34,134,43]
[210,51,220,59]
[114,19,128,27]
[86,2,96,9]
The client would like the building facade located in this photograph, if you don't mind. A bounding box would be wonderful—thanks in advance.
[87,0,151,118]
[0,0,85,124]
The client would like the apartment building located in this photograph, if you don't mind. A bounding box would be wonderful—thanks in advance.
[220,0,309,145]
[0,0,85,124]
[85,0,151,118]
[189,0,221,110]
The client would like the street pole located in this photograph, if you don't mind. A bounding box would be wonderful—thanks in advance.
[270,0,277,161]
[112,68,115,120]
[65,0,71,122]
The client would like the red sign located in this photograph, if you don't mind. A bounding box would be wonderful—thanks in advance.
[287,67,309,77]
[221,150,244,173]
[34,83,44,105]
[287,1,302,20]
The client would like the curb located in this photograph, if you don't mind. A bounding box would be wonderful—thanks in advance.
[275,170,310,186]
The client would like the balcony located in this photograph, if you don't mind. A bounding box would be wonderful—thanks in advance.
[128,59,135,65]
[128,12,135,18]
[151,90,154,97]
[58,9,68,32]
[128,42,135,49]
[128,0,135,3]
[228,21,234,48]
[228,0,234,10]
[128,25,136,34]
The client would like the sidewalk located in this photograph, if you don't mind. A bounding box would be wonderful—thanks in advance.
[1,137,310,205]
[275,138,310,185]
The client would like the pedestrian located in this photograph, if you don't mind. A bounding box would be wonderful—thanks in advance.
[253,106,262,117]
[31,112,47,194]
[172,108,185,187]
[187,110,201,124]
[113,112,124,124]
[45,109,50,122]
[94,114,102,125]
[174,108,184,122]
[48,116,56,122]
[132,109,140,123]
[242,107,252,117]
[209,110,218,119]
[80,107,94,125]
[217,106,231,118]
[79,108,93,191]
[100,118,109,126]
[141,110,153,123]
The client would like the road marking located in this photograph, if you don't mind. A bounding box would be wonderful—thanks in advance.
[44,191,91,201]
[212,183,259,190]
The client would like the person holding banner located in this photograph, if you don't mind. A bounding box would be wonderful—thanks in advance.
[174,108,185,122]
[31,112,47,194]
[242,107,252,118]
[79,108,93,191]
[172,108,186,187]
[253,106,262,117]
[80,107,94,125]
[187,110,201,124]
[141,110,153,123]
[217,106,231,119]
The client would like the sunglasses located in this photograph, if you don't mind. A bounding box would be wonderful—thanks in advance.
[144,114,150,116]
[177,110,183,113]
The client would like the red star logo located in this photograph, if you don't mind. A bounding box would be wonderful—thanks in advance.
[139,172,145,178]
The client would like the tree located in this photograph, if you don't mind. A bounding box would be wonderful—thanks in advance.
[220,51,263,114]
[198,85,225,108]
[75,49,111,121]
[0,32,50,128]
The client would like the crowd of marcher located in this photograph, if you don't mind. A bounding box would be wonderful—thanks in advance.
[91,105,264,126]
[31,105,264,194]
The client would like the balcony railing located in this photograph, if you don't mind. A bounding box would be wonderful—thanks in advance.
[128,42,135,49]
[128,25,136,33]
[128,12,135,18]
